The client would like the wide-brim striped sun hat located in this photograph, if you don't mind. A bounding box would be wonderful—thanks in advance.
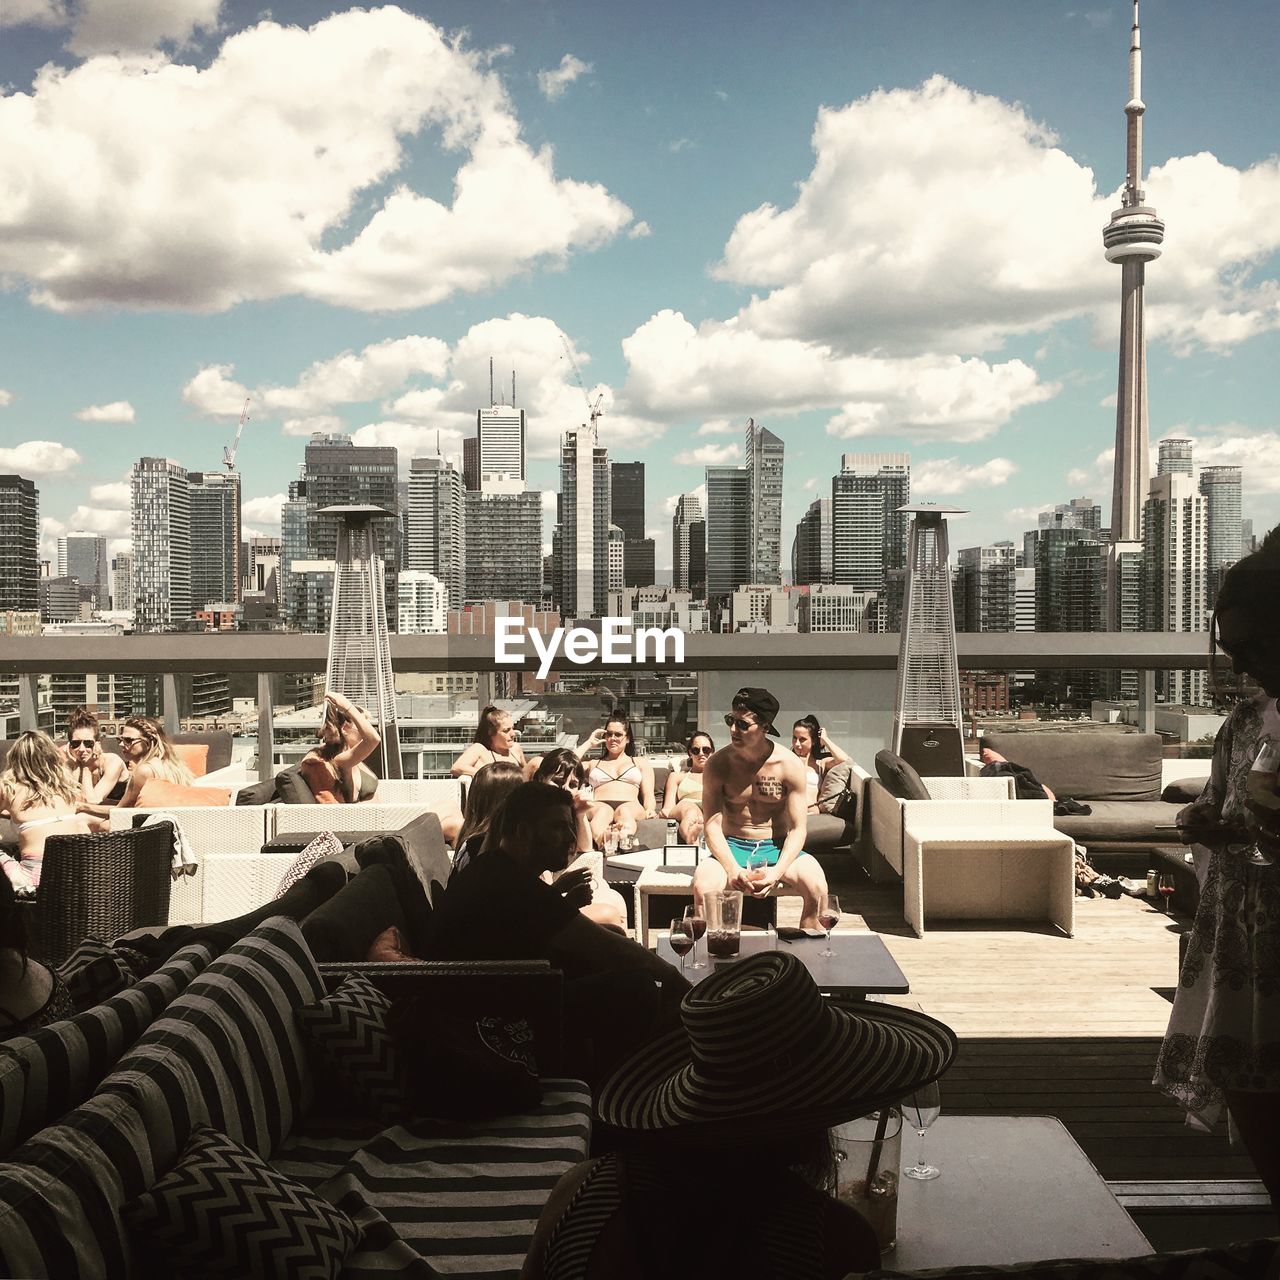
[597,951,956,1145]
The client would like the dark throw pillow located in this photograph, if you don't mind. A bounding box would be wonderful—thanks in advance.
[874,750,932,801]
[57,937,147,1011]
[816,760,855,817]
[1162,776,1207,804]
[122,1126,358,1280]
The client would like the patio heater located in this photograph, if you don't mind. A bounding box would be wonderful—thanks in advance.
[321,504,402,780]
[892,504,967,777]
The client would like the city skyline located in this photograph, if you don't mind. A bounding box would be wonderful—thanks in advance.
[2,0,1278,576]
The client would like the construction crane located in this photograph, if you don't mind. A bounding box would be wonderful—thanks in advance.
[222,397,251,471]
[558,335,605,436]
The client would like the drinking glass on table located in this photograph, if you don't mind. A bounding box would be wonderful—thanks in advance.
[1157,873,1176,912]
[1238,736,1280,868]
[818,893,841,958]
[669,917,694,974]
[603,825,620,857]
[683,904,707,969]
[902,1083,941,1181]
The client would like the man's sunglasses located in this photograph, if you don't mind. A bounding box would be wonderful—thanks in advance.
[689,745,713,755]
[69,738,95,749]
[723,714,758,732]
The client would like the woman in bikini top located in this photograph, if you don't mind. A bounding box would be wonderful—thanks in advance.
[0,731,97,896]
[578,715,656,845]
[790,715,852,813]
[660,730,715,844]
[451,704,527,779]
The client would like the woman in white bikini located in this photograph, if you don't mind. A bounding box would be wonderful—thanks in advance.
[0,731,98,895]
[64,707,128,804]
[660,730,715,844]
[579,715,656,844]
[451,705,527,779]
[790,714,851,814]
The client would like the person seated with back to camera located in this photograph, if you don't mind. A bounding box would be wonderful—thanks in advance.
[0,873,75,1040]
[428,782,688,1085]
[298,691,380,804]
[659,730,714,844]
[575,714,656,847]
[692,687,828,933]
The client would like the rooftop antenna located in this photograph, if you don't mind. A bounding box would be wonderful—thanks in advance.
[512,369,516,407]
[489,357,494,406]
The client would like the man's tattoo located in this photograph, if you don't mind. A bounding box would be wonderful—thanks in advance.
[756,777,783,799]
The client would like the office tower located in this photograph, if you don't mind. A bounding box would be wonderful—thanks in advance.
[303,433,398,629]
[1038,498,1102,533]
[792,497,833,587]
[57,532,108,607]
[953,543,1016,632]
[1157,437,1194,477]
[610,461,656,588]
[557,426,610,618]
[798,584,874,633]
[477,405,525,483]
[131,457,190,631]
[1034,527,1100,634]
[1144,471,1207,704]
[397,570,448,634]
[1242,518,1257,555]
[1199,466,1244,608]
[284,560,335,633]
[607,524,625,592]
[672,492,706,595]
[396,479,410,569]
[704,465,751,602]
[187,470,242,608]
[407,456,465,609]
[247,536,282,601]
[745,419,784,585]
[281,471,310,627]
[1104,0,1164,628]
[110,551,134,612]
[1061,542,1108,700]
[831,453,910,592]
[1013,566,1036,692]
[39,576,90,622]
[462,436,480,492]
[464,485,543,604]
[0,475,39,612]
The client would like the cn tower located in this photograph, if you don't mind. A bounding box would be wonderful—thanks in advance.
[1104,0,1164,629]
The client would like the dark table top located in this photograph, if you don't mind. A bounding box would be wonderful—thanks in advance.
[656,929,910,998]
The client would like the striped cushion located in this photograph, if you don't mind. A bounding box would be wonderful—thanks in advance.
[103,917,324,1159]
[123,1126,358,1279]
[0,942,213,1159]
[273,1079,592,1278]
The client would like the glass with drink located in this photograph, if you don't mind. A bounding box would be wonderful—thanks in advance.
[683,904,707,969]
[602,825,620,857]
[835,1108,902,1253]
[668,918,694,973]
[745,849,770,888]
[1240,736,1280,868]
[1157,873,1176,912]
[818,893,841,958]
[704,890,742,959]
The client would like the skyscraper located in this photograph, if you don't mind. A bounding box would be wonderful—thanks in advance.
[57,532,108,607]
[672,492,706,595]
[953,543,1016,632]
[462,436,480,492]
[280,469,309,628]
[704,465,750,603]
[831,453,910,592]
[465,484,543,605]
[131,457,190,631]
[792,497,833,587]
[1144,471,1207,704]
[1104,0,1164,628]
[610,461,656,587]
[110,551,134,612]
[745,419,784,585]
[187,470,242,608]
[558,426,610,618]
[1199,465,1244,609]
[398,570,448,634]
[0,475,39,612]
[1157,438,1194,477]
[407,456,465,609]
[477,405,525,483]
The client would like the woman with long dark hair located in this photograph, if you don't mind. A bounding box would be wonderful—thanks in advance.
[451,759,525,877]
[299,691,380,804]
[659,730,714,843]
[63,707,128,804]
[577,715,655,844]
[790,714,851,813]
[451,705,527,778]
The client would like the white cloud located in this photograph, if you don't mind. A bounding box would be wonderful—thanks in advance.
[0,440,81,473]
[696,418,738,436]
[66,503,129,541]
[662,482,706,516]
[1099,392,1118,409]
[74,400,136,423]
[801,476,819,491]
[181,365,251,417]
[1066,468,1090,487]
[536,53,591,102]
[669,137,694,154]
[350,422,466,471]
[628,221,652,240]
[673,443,741,466]
[39,516,65,565]
[0,0,66,28]
[541,491,558,516]
[242,493,287,525]
[913,456,1017,497]
[711,75,1280,357]
[88,480,130,506]
[69,0,221,56]
[281,414,345,439]
[1,9,633,313]
[0,389,13,408]
[621,310,1054,443]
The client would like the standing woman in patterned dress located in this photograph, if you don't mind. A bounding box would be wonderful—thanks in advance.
[1155,526,1280,1216]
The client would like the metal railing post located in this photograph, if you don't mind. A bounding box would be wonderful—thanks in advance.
[257,671,274,780]
[477,672,495,707]
[162,673,180,735]
[1138,670,1156,734]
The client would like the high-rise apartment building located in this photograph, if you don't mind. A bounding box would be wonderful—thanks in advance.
[187,470,242,609]
[1199,465,1243,609]
[131,457,190,631]
[281,471,309,628]
[407,456,465,609]
[705,466,751,603]
[464,485,543,605]
[672,492,706,596]
[607,524,625,592]
[1144,471,1207,704]
[0,475,39,612]
[110,551,134,612]
[798,584,874,633]
[792,497,833,587]
[1038,498,1102,533]
[610,461,656,588]
[1157,437,1194,477]
[477,405,525,483]
[953,543,1016,632]
[303,433,398,629]
[831,453,909,592]
[57,532,109,607]
[397,570,448,634]
[745,419,784,585]
[462,436,480,492]
[557,428,610,618]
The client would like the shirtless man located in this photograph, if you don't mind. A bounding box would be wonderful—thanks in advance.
[692,687,828,932]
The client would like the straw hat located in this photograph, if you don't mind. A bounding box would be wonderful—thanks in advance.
[596,951,956,1144]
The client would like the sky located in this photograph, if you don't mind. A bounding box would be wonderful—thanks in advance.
[1,0,1278,579]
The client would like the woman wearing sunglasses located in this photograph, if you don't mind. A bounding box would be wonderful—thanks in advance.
[660,730,715,844]
[63,707,128,805]
[77,716,198,814]
[578,715,657,845]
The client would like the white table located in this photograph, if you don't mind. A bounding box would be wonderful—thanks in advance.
[888,1115,1150,1270]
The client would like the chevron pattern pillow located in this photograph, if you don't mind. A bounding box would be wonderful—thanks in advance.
[296,973,404,1124]
[122,1127,358,1280]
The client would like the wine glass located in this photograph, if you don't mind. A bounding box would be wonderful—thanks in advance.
[818,893,841,958]
[1157,873,1176,913]
[683,904,708,969]
[669,918,694,974]
[1240,737,1280,868]
[902,1083,941,1181]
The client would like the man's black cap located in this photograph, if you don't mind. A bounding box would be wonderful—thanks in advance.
[733,687,780,736]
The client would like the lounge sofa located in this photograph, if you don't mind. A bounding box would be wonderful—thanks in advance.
[0,917,591,1279]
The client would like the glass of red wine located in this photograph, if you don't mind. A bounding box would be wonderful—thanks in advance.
[683,905,708,969]
[669,918,694,973]
[1157,873,1176,913]
[818,893,841,958]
